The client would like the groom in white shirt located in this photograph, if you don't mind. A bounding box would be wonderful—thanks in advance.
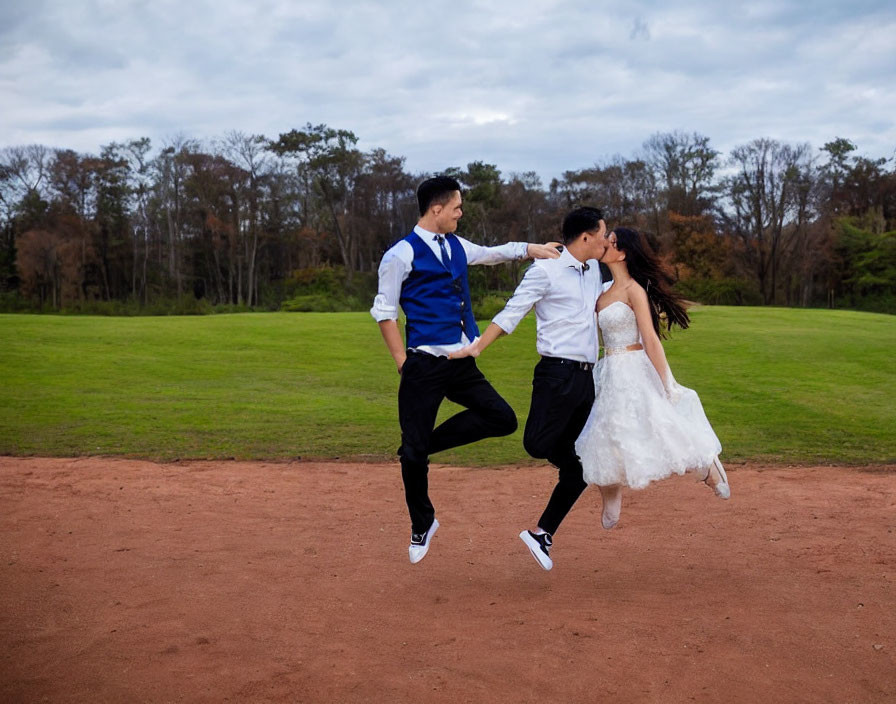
[450,206,608,570]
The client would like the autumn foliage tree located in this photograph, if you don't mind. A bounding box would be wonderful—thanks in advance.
[0,128,893,313]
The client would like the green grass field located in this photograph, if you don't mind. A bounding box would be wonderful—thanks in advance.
[1,307,894,465]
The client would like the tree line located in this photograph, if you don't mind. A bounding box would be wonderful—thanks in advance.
[1,126,894,314]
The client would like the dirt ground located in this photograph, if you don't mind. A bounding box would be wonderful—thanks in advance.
[0,457,894,704]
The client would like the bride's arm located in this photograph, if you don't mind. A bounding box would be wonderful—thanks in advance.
[629,284,670,386]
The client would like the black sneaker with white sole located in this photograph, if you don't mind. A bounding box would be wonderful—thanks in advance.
[519,529,553,570]
[408,518,439,564]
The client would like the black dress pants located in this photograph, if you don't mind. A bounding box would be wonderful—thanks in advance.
[523,357,596,535]
[398,352,518,533]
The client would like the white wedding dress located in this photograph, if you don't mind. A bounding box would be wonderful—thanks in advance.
[575,301,722,489]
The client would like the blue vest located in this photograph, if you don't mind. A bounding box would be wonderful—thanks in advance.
[400,232,480,348]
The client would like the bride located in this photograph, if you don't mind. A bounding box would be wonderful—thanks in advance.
[576,227,730,530]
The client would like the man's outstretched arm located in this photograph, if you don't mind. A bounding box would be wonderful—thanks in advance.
[448,323,505,359]
[463,239,562,266]
[449,265,550,360]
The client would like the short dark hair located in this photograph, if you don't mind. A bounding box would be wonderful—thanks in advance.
[561,206,605,244]
[417,176,462,216]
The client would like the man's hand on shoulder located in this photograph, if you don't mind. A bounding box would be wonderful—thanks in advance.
[527,242,562,260]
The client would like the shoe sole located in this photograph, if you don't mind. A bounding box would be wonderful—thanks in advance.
[519,530,552,571]
[408,518,439,564]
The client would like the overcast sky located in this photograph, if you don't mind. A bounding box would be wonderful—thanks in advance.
[2,0,894,182]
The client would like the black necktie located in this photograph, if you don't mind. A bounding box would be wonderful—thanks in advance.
[435,235,452,271]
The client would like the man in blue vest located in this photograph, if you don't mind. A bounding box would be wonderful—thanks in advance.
[371,175,560,564]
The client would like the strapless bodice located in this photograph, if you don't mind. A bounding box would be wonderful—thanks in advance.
[598,301,640,349]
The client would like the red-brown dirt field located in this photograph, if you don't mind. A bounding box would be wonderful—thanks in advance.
[1,457,894,704]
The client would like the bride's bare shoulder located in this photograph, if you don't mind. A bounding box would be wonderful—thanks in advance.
[624,280,647,304]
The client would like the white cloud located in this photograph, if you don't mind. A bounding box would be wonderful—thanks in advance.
[1,0,894,180]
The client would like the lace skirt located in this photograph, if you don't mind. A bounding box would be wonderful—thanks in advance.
[575,350,722,489]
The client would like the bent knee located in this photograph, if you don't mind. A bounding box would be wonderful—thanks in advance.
[496,408,518,436]
[523,434,551,459]
[484,402,517,437]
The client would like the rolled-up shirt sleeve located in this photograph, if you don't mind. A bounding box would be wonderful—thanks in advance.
[370,244,412,322]
[492,264,549,334]
[460,238,529,266]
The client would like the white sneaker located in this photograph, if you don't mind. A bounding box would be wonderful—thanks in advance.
[408,518,439,564]
[519,529,553,571]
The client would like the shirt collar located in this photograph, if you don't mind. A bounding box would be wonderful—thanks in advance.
[559,247,590,273]
[414,225,449,241]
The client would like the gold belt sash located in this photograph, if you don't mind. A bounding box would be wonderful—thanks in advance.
[604,343,644,356]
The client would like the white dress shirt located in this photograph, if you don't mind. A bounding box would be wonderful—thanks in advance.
[492,248,604,363]
[370,225,530,356]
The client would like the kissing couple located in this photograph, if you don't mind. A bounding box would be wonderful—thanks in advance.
[371,176,729,570]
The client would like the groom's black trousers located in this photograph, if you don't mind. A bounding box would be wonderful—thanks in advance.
[523,357,596,535]
[398,351,518,533]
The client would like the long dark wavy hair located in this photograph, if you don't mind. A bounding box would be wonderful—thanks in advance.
[613,227,690,337]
